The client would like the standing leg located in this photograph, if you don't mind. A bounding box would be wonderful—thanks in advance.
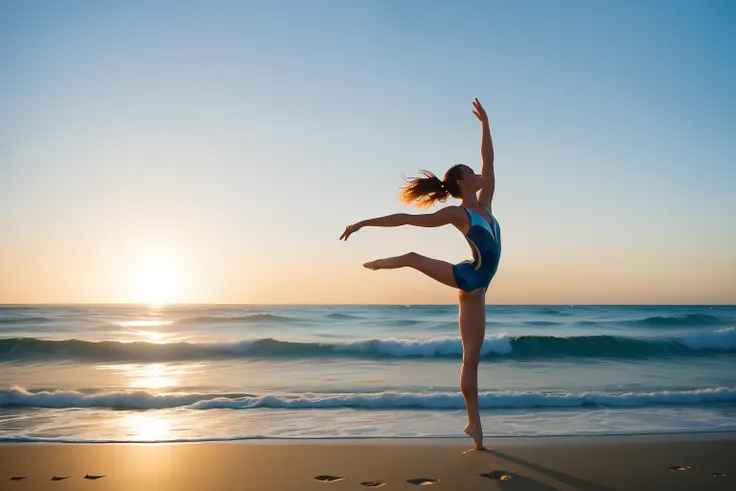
[458,287,487,450]
[364,252,458,289]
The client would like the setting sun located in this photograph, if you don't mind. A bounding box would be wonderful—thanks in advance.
[134,257,181,305]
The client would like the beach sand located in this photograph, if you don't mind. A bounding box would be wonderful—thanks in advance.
[1,432,733,490]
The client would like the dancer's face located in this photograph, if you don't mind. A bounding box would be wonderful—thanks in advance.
[459,165,483,192]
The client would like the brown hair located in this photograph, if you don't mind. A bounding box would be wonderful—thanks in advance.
[399,164,465,209]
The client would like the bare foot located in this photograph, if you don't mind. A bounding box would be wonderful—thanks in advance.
[464,423,486,450]
[363,259,390,270]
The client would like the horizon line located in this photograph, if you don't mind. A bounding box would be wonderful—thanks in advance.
[0,302,733,307]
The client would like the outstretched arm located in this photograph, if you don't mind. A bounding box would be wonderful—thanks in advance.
[340,206,464,240]
[473,98,495,208]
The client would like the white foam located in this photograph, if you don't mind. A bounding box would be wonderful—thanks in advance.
[3,385,734,411]
[337,333,513,356]
[0,385,207,409]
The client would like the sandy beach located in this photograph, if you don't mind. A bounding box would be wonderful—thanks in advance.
[1,432,733,490]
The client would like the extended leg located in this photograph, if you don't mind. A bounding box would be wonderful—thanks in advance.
[458,287,487,450]
[364,252,458,289]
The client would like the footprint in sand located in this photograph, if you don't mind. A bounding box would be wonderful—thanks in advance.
[314,475,346,483]
[407,477,439,485]
[668,465,690,471]
[361,481,387,487]
[10,474,106,482]
[480,470,512,481]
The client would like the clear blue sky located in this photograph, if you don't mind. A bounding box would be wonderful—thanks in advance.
[1,0,734,304]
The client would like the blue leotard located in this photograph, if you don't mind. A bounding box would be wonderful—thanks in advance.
[452,206,502,292]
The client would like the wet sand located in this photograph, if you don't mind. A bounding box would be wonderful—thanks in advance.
[1,432,733,490]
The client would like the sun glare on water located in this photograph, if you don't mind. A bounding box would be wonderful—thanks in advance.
[123,411,172,441]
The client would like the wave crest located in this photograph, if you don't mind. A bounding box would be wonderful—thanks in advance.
[0,328,733,362]
[2,386,734,410]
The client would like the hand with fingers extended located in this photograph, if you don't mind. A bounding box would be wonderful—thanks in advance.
[472,97,488,124]
[339,222,363,241]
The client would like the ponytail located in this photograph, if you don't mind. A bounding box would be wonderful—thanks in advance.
[399,170,450,209]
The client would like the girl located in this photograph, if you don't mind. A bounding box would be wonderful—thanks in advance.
[340,98,500,450]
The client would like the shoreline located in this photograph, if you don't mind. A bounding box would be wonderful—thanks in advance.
[3,429,736,447]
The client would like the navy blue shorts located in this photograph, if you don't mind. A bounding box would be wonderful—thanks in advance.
[453,260,498,292]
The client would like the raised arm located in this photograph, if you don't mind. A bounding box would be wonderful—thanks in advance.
[473,98,495,208]
[339,206,464,241]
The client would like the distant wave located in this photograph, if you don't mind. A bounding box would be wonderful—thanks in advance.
[324,313,363,320]
[534,308,566,316]
[376,319,426,327]
[2,386,734,411]
[175,313,296,326]
[630,313,726,327]
[573,313,729,329]
[0,328,734,362]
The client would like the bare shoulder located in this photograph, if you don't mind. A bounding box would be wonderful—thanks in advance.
[434,204,462,212]
[433,205,467,227]
[434,205,465,218]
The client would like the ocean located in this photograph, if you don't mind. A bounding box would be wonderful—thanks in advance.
[1,304,734,443]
